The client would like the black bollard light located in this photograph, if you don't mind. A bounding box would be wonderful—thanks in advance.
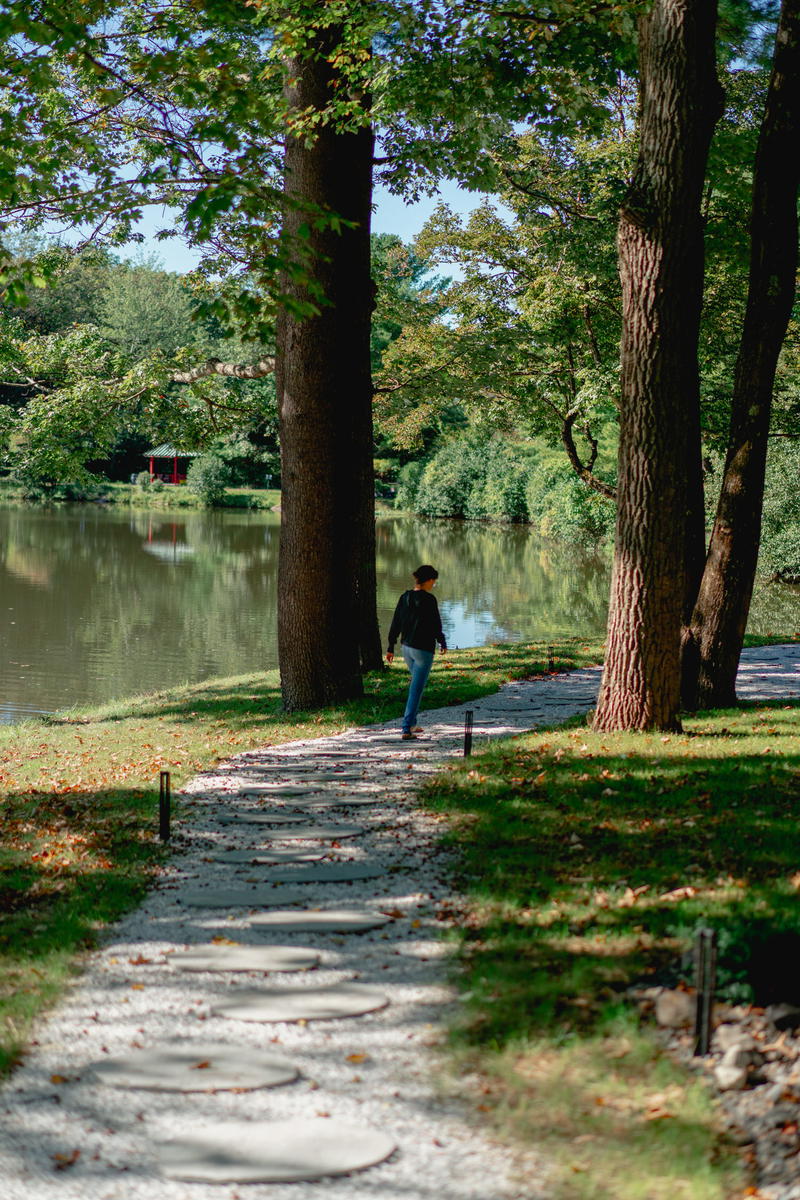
[547,645,555,672]
[693,927,717,1056]
[159,770,171,842]
[464,710,474,758]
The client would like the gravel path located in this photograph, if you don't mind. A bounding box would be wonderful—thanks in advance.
[2,644,799,1200]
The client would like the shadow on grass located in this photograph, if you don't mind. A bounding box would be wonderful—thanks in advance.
[43,640,600,732]
[424,698,800,1051]
[0,785,165,1075]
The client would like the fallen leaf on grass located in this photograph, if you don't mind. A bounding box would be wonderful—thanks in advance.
[658,885,697,903]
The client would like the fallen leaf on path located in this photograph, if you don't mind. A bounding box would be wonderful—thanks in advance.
[53,1150,80,1170]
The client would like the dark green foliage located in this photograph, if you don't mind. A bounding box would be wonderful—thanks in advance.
[525,450,617,546]
[187,452,232,506]
[402,433,616,542]
[759,441,800,581]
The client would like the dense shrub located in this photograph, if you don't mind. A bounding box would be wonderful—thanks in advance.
[187,453,231,506]
[760,442,800,581]
[525,451,616,547]
[394,459,426,512]
[412,436,486,518]
[135,470,151,488]
[398,433,615,544]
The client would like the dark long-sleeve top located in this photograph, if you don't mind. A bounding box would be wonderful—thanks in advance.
[387,589,447,653]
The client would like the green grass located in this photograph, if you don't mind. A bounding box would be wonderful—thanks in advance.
[0,479,282,510]
[421,699,800,1198]
[0,637,602,1078]
[103,482,281,509]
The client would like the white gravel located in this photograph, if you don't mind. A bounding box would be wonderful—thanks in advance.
[2,644,799,1200]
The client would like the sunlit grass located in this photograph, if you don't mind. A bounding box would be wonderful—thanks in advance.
[423,700,800,1197]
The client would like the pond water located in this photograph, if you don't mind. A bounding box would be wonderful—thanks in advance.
[0,504,796,722]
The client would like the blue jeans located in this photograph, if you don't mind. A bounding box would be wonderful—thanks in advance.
[401,644,434,733]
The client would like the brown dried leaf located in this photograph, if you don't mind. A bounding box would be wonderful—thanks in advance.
[53,1149,81,1170]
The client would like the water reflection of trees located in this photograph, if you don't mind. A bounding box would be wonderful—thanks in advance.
[0,506,795,717]
[0,507,282,714]
[376,516,611,643]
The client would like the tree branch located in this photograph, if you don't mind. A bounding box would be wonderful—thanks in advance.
[170,357,275,384]
[561,409,616,500]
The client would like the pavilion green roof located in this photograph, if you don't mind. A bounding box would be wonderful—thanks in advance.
[145,445,201,458]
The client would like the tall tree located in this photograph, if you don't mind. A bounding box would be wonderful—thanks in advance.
[593,0,724,732]
[688,0,800,708]
[276,13,380,709]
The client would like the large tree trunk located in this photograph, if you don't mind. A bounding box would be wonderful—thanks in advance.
[687,0,800,710]
[277,28,379,709]
[594,0,723,732]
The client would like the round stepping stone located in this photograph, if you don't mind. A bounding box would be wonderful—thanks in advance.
[253,820,367,840]
[88,1041,298,1092]
[169,944,319,973]
[297,796,380,808]
[263,862,381,884]
[238,785,315,797]
[211,849,326,864]
[224,820,366,840]
[180,888,306,909]
[307,772,365,782]
[218,811,317,824]
[248,908,392,933]
[157,1117,396,1183]
[211,981,389,1023]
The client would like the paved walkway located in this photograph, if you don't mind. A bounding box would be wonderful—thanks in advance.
[1,644,800,1199]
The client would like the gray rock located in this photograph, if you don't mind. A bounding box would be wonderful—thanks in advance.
[715,1024,756,1054]
[767,1003,800,1031]
[655,989,695,1028]
[714,1063,749,1091]
[721,1042,763,1070]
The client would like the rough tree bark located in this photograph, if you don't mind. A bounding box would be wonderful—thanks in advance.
[593,0,723,732]
[276,27,380,709]
[687,0,800,709]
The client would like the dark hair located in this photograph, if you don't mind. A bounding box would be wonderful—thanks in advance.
[413,564,438,584]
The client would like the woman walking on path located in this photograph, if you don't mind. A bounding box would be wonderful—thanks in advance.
[386,564,447,739]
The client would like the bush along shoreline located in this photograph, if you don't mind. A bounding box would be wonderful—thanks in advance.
[394,431,800,578]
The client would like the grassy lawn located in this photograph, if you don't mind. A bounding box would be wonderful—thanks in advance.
[102,482,281,509]
[422,697,800,1199]
[0,637,601,1078]
[0,480,282,510]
